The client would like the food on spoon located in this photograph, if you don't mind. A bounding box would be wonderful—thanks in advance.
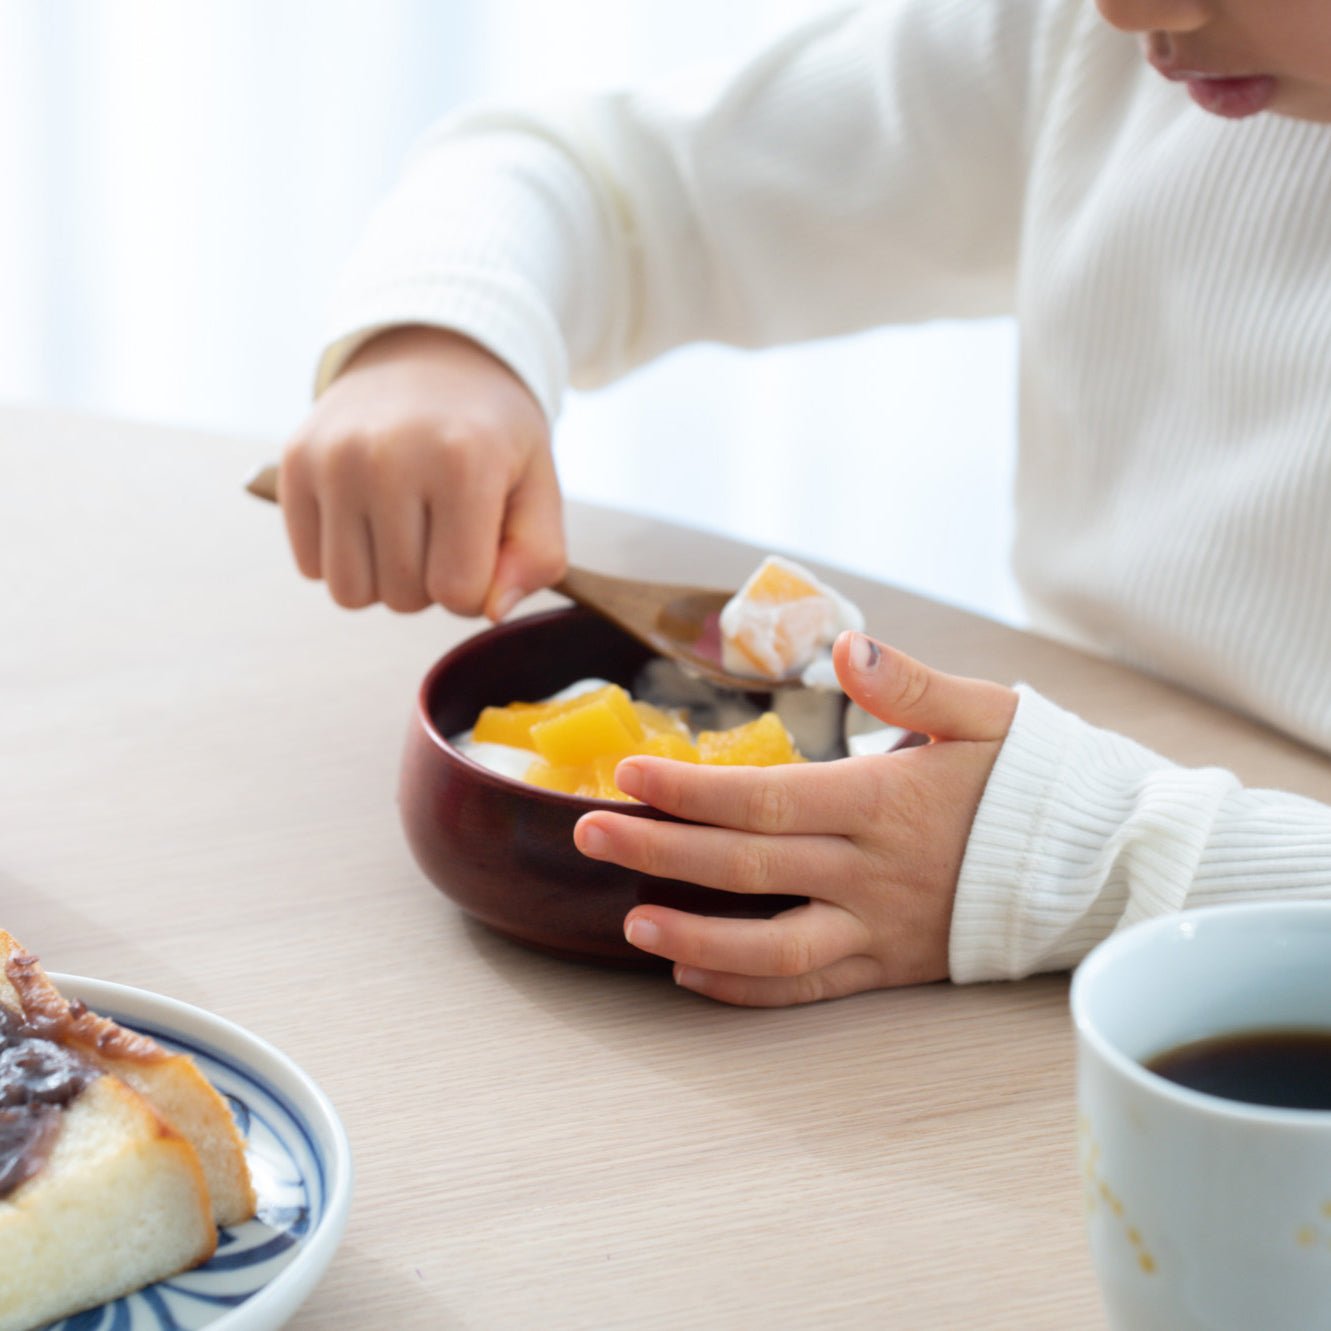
[719,555,864,684]
[0,931,256,1331]
[461,680,804,800]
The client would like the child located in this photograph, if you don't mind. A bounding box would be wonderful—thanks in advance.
[279,0,1331,1004]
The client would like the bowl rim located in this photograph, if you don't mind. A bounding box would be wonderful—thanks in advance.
[413,606,661,813]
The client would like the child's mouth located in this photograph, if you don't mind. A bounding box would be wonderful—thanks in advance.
[1179,73,1277,120]
[1144,40,1277,120]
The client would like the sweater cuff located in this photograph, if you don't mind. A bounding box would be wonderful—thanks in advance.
[310,124,619,421]
[948,684,1238,983]
[313,269,569,422]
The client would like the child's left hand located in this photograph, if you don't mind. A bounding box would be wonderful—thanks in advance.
[573,631,1018,1005]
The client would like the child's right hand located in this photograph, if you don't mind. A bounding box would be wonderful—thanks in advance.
[279,325,565,620]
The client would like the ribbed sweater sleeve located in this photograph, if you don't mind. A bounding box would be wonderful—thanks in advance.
[316,0,1066,414]
[310,0,1331,983]
[950,687,1331,982]
[315,132,614,421]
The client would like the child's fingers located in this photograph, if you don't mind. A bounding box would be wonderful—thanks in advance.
[612,755,890,838]
[623,899,868,978]
[277,451,322,582]
[317,467,377,609]
[833,631,1017,742]
[366,491,431,613]
[576,810,853,896]
[485,444,566,621]
[673,954,890,1008]
[422,466,506,616]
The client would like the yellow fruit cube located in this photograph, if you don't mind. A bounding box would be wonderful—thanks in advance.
[640,731,699,762]
[524,759,583,795]
[474,684,637,753]
[591,755,636,802]
[473,701,545,749]
[478,680,809,797]
[530,686,644,766]
[698,712,804,766]
[632,700,691,739]
[525,754,639,801]
[590,684,645,737]
[745,560,822,604]
[720,555,845,679]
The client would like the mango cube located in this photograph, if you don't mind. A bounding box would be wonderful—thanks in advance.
[524,759,584,796]
[697,712,803,766]
[474,679,804,800]
[631,700,690,738]
[525,754,636,801]
[472,687,600,747]
[473,701,546,749]
[589,755,633,801]
[640,731,700,762]
[745,559,822,604]
[529,685,644,766]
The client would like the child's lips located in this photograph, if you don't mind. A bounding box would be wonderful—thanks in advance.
[1148,55,1277,119]
[1180,74,1276,120]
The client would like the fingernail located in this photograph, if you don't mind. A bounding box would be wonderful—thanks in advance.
[577,820,609,856]
[490,586,523,621]
[674,966,705,990]
[850,632,881,673]
[615,760,643,798]
[625,917,659,949]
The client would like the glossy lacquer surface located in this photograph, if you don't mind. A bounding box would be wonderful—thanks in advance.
[399,607,799,966]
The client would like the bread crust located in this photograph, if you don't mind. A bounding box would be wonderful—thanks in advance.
[0,932,256,1228]
[0,931,259,1330]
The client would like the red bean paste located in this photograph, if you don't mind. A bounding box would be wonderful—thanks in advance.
[0,1001,101,1197]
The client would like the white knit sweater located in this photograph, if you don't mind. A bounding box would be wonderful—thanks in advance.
[318,0,1331,982]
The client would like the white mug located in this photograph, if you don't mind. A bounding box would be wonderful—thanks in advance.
[1071,901,1331,1331]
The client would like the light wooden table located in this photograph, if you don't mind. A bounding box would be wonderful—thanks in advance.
[5,406,1331,1329]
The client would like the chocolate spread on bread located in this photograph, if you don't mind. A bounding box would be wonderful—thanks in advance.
[0,1002,100,1196]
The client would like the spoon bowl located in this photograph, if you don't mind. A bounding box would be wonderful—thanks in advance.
[552,564,802,691]
[245,464,799,691]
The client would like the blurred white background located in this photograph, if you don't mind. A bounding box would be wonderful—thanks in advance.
[0,0,1021,623]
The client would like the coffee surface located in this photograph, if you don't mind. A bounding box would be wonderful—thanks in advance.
[1146,1028,1331,1110]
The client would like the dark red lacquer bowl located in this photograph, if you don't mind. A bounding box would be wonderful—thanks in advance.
[399,606,799,967]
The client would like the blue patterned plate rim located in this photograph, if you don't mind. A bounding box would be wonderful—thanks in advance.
[44,974,354,1331]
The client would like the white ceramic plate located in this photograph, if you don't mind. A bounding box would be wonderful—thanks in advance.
[40,975,353,1331]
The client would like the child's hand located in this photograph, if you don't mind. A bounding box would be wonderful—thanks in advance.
[574,632,1019,1005]
[279,326,564,620]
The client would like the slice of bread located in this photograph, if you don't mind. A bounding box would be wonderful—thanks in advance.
[0,1075,216,1331]
[0,931,258,1330]
[93,1048,257,1229]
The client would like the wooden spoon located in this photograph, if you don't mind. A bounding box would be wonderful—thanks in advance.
[244,465,798,691]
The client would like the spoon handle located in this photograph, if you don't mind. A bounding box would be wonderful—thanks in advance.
[241,461,806,692]
[552,564,649,617]
[246,465,280,503]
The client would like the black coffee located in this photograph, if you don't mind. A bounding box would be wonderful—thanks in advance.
[1146,1028,1331,1110]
